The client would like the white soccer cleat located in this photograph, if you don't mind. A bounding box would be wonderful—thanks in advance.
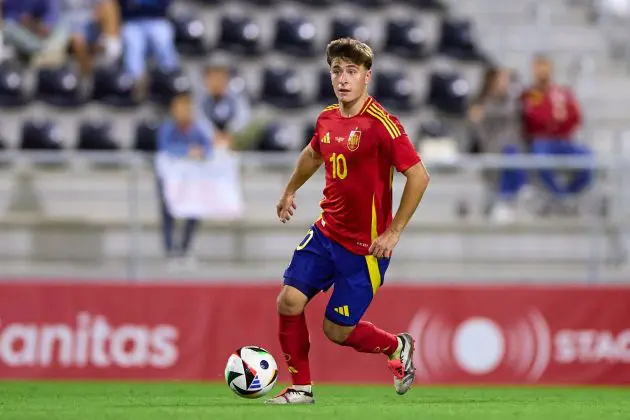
[265,387,315,405]
[387,333,416,395]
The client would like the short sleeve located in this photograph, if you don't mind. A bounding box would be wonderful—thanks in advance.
[308,120,321,154]
[389,120,420,173]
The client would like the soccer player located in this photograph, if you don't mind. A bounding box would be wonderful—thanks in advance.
[266,38,430,405]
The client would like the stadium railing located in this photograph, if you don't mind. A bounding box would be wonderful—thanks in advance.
[0,149,628,283]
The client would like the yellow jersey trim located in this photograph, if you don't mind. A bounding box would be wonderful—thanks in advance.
[366,104,401,139]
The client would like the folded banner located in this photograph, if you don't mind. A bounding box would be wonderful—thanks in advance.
[155,150,244,220]
[0,283,629,384]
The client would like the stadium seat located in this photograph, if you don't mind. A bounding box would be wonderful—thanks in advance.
[0,61,29,107]
[295,0,335,7]
[331,17,371,44]
[406,0,447,11]
[316,68,336,104]
[419,119,449,139]
[426,70,469,116]
[273,16,317,57]
[20,119,64,150]
[261,67,307,109]
[171,13,208,57]
[134,120,161,153]
[373,70,417,112]
[244,0,279,5]
[384,18,429,60]
[92,64,137,107]
[303,122,316,148]
[217,14,263,56]
[347,0,390,8]
[36,65,86,107]
[149,68,192,107]
[77,120,119,151]
[437,17,484,61]
[256,122,294,152]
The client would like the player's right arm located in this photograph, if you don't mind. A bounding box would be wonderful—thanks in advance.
[277,144,323,223]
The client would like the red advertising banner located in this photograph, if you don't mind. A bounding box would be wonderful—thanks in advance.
[0,283,629,384]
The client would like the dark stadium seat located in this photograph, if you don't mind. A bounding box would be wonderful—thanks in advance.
[316,68,336,104]
[134,119,161,153]
[295,0,335,7]
[348,0,390,8]
[36,65,86,107]
[149,68,192,107]
[20,119,64,150]
[243,0,279,5]
[77,120,119,151]
[303,122,317,148]
[92,64,137,107]
[331,17,371,44]
[384,18,429,60]
[217,14,263,56]
[437,17,484,61]
[273,16,317,57]
[195,0,225,6]
[373,70,417,112]
[261,67,307,109]
[406,0,447,11]
[419,119,449,139]
[256,121,293,152]
[171,13,208,57]
[0,61,29,107]
[426,70,469,116]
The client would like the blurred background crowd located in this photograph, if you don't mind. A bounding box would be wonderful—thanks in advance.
[0,0,628,281]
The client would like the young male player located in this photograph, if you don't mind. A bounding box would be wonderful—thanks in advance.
[267,38,430,405]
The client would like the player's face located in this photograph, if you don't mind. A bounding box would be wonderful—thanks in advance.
[330,58,371,103]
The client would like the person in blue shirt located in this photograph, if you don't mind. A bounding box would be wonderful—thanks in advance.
[156,91,211,263]
[117,0,179,100]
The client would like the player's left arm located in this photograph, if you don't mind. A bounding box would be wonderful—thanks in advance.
[369,122,430,259]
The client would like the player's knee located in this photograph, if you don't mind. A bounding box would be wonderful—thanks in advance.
[276,286,307,316]
[322,318,353,344]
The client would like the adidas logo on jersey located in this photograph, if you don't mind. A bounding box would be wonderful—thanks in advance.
[321,132,330,143]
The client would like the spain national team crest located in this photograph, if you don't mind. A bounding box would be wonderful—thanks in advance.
[347,130,361,152]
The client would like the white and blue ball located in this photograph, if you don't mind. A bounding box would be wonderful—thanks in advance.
[225,346,278,398]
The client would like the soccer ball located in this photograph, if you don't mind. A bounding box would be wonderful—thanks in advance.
[225,346,278,398]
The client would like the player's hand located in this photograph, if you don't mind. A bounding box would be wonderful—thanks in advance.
[276,193,297,224]
[369,228,401,259]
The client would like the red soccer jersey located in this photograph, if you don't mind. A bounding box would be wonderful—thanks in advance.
[308,97,421,255]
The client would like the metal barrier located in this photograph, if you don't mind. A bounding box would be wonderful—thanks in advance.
[0,150,628,283]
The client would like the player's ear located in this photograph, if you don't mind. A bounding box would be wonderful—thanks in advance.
[365,69,372,86]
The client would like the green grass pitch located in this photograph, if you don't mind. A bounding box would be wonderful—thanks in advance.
[0,381,629,420]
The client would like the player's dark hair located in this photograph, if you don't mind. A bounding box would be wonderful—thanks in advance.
[326,37,374,70]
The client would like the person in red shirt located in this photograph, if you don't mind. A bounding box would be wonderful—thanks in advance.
[267,38,430,405]
[521,54,592,203]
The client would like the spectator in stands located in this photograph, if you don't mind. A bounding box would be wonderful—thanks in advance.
[2,0,66,65]
[468,66,526,223]
[118,0,179,100]
[61,0,122,77]
[199,57,252,150]
[156,91,211,266]
[522,54,592,213]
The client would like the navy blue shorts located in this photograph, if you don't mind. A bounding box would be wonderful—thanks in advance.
[283,225,390,326]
